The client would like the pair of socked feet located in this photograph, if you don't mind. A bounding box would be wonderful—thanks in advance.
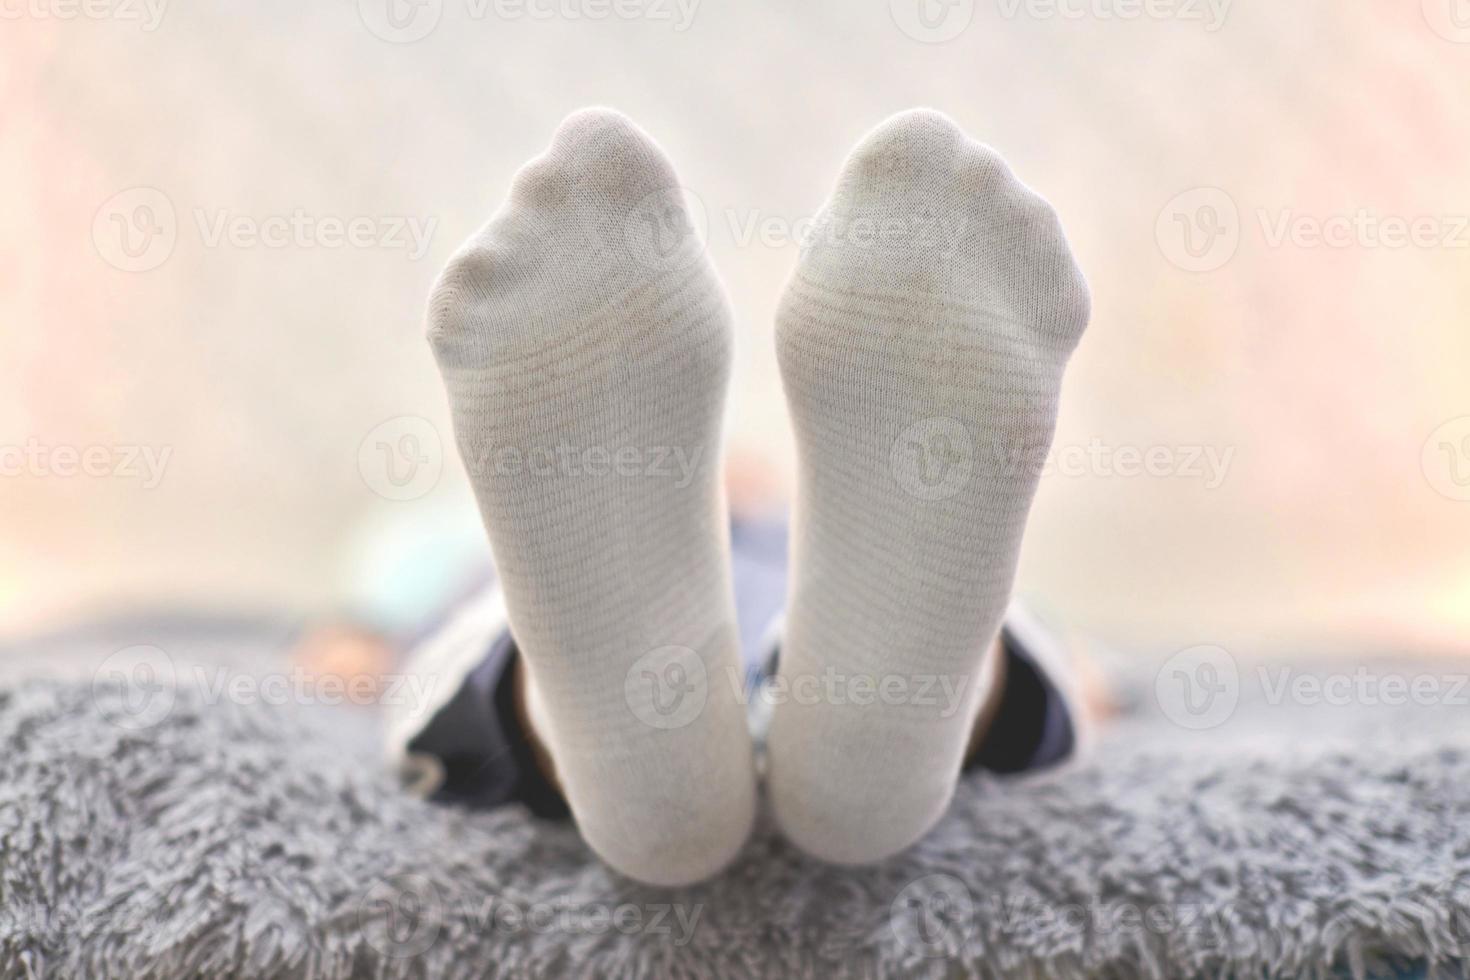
[427,107,1090,886]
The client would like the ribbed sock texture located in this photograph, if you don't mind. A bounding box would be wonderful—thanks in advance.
[767,109,1091,864]
[427,108,755,886]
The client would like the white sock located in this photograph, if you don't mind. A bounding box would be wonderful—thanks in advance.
[427,108,755,886]
[766,109,1091,864]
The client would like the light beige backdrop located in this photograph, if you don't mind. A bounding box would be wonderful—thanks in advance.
[4,0,1469,657]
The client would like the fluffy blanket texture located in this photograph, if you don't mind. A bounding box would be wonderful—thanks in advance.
[1,623,1468,979]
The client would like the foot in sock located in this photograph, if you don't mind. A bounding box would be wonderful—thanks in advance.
[767,109,1091,864]
[427,108,755,886]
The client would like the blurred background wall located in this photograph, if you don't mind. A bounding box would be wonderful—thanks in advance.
[3,0,1469,657]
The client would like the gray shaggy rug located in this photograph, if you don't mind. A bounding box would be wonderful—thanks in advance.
[2,621,1470,979]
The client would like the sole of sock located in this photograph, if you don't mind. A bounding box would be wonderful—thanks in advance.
[767,109,1091,865]
[428,108,756,886]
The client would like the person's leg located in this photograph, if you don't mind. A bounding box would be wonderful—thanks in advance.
[766,109,1091,864]
[426,108,755,886]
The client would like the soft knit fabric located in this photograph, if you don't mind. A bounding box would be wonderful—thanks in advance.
[384,518,1083,822]
[767,109,1091,864]
[427,108,755,886]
